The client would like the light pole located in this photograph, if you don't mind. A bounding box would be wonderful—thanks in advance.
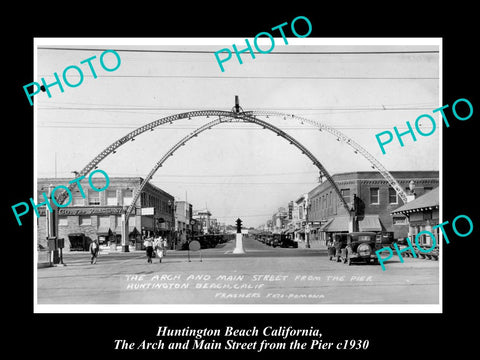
[305,198,311,248]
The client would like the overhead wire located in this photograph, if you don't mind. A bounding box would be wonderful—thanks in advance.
[37,47,439,55]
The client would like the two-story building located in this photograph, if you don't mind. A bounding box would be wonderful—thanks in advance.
[36,177,175,251]
[304,171,439,248]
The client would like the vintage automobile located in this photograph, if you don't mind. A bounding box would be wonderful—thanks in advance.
[340,232,379,265]
[375,231,395,249]
[271,234,281,247]
[264,235,275,246]
[278,234,298,248]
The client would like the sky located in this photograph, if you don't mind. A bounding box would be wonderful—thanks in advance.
[34,38,440,228]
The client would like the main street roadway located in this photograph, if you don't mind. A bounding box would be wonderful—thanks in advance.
[36,235,440,309]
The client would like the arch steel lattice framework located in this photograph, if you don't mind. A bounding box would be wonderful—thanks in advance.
[124,114,352,222]
[247,111,408,203]
[54,108,408,215]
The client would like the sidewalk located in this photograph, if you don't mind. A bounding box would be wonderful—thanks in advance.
[37,246,186,268]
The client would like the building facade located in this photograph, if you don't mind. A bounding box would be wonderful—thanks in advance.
[193,209,212,234]
[304,171,439,248]
[175,201,193,234]
[390,186,440,248]
[36,177,174,250]
[271,207,288,233]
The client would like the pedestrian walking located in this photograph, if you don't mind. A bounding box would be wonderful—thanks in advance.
[144,234,154,263]
[153,234,164,263]
[162,237,168,257]
[89,239,99,264]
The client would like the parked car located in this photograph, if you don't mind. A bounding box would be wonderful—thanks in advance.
[278,234,298,248]
[264,235,274,246]
[375,231,395,249]
[340,232,379,265]
[271,234,281,247]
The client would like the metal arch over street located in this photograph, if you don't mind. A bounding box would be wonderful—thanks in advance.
[124,113,352,222]
[247,110,409,203]
[55,110,236,205]
[54,103,407,207]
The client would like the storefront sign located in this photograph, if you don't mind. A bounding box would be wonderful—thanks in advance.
[141,207,155,215]
[37,206,129,216]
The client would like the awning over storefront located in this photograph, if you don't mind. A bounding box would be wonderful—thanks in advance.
[358,215,383,232]
[114,225,139,234]
[319,219,333,231]
[321,216,349,232]
[97,227,112,236]
[391,187,439,215]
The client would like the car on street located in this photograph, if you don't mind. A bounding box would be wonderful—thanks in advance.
[375,231,395,249]
[340,232,379,265]
[278,234,298,248]
[264,235,274,246]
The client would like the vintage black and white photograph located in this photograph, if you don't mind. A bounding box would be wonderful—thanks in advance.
[33,38,441,313]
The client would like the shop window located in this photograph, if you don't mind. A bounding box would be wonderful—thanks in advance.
[79,215,91,226]
[98,215,110,228]
[58,216,68,226]
[370,187,379,204]
[389,187,398,204]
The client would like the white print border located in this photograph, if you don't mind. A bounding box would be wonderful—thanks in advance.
[33,37,443,314]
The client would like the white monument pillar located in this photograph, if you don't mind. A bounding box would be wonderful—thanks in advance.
[232,218,245,254]
[233,232,245,254]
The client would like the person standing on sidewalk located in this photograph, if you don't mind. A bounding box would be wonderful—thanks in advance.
[89,239,99,264]
[144,234,154,263]
[153,234,164,263]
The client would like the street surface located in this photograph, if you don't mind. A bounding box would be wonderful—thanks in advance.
[36,236,439,306]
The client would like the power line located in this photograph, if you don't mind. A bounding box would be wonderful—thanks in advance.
[37,124,433,130]
[37,170,319,178]
[37,105,435,112]
[150,181,316,185]
[37,73,438,80]
[37,47,439,55]
[112,171,318,177]
[209,213,274,218]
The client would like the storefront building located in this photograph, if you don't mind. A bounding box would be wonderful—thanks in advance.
[390,186,439,248]
[36,177,174,251]
[304,171,439,248]
[193,209,211,234]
